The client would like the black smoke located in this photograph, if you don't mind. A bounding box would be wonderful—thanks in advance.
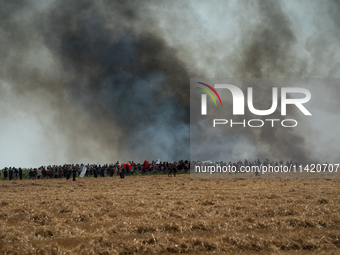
[0,0,192,163]
[42,2,191,161]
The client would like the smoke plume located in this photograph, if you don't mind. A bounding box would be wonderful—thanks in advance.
[0,0,339,167]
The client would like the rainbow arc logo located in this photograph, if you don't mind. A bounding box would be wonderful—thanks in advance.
[196,82,222,106]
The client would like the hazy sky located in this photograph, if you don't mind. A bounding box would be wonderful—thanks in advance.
[0,0,339,168]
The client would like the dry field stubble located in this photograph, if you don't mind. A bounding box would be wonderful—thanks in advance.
[0,175,339,254]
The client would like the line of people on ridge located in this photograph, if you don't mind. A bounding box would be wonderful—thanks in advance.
[0,160,190,180]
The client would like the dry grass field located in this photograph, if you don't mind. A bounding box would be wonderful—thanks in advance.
[0,175,339,254]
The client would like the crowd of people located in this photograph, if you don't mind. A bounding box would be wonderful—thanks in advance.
[0,160,190,181]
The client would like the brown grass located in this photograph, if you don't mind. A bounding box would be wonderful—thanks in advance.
[0,175,339,254]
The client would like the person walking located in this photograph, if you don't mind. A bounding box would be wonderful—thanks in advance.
[72,168,77,181]
[100,166,105,177]
[8,168,13,180]
[37,168,42,180]
[114,166,117,177]
[19,168,23,180]
[93,167,98,178]
[168,164,173,177]
[3,168,8,180]
[173,164,177,177]
[120,165,125,179]
[14,168,18,180]
[33,168,37,180]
